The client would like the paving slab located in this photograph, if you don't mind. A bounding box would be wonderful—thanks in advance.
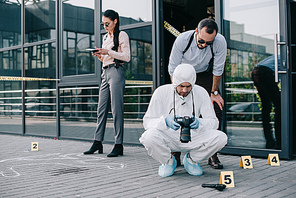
[0,134,296,198]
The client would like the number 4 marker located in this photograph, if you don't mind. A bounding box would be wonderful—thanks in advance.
[267,154,280,166]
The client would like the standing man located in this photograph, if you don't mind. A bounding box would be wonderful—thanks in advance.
[168,18,227,169]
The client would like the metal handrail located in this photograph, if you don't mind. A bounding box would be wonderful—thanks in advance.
[0,85,153,119]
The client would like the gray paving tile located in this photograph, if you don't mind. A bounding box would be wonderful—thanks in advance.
[1,134,296,198]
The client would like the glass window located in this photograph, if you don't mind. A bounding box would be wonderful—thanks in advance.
[25,0,56,43]
[0,1,21,48]
[102,0,152,25]
[63,0,95,76]
[123,26,153,81]
[24,44,56,136]
[60,86,98,139]
[60,85,151,143]
[98,26,152,81]
[0,49,22,134]
[24,43,56,77]
[223,0,280,149]
[0,81,22,134]
[0,49,22,74]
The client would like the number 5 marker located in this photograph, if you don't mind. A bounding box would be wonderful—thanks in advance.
[220,171,235,188]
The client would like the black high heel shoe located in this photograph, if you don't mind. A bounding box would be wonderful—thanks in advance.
[84,141,103,154]
[107,144,123,157]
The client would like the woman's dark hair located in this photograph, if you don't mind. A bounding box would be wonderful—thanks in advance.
[197,18,218,34]
[103,9,120,52]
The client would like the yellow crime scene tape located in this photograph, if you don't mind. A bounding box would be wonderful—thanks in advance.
[125,80,152,85]
[0,76,60,81]
[164,20,181,37]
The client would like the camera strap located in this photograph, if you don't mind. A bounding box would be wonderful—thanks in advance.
[172,90,195,119]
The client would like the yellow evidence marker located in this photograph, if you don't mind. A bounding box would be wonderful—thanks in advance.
[31,142,39,151]
[239,156,253,169]
[220,171,235,188]
[267,154,280,166]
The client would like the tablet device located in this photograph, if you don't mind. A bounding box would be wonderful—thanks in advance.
[86,48,99,52]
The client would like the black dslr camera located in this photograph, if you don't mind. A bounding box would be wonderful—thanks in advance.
[175,116,194,143]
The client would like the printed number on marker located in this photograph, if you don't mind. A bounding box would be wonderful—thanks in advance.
[267,154,280,166]
[272,156,278,163]
[240,156,253,169]
[220,171,235,188]
[31,142,39,151]
[224,175,232,184]
[244,158,251,166]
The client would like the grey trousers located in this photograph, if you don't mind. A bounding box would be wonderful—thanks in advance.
[94,65,125,144]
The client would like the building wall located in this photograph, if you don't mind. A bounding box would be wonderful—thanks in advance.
[0,0,153,144]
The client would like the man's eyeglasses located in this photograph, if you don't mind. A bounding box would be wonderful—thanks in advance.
[197,39,213,45]
[101,22,110,27]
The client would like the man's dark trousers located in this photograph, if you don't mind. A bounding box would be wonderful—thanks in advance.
[195,71,223,130]
[252,66,281,149]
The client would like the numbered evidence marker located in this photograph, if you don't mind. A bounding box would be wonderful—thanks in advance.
[239,155,253,169]
[220,171,235,188]
[31,142,39,151]
[267,154,280,166]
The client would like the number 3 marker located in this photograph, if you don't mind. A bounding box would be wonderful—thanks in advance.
[239,156,253,169]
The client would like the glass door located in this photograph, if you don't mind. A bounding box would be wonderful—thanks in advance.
[223,1,284,151]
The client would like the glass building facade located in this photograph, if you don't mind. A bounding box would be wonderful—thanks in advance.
[1,0,295,159]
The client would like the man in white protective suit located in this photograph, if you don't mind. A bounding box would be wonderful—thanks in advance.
[139,63,227,177]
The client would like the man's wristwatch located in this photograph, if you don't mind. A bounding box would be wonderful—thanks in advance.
[211,90,219,96]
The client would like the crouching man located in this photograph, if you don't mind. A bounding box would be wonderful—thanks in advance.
[139,64,227,177]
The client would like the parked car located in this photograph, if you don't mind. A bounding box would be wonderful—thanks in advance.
[227,102,261,121]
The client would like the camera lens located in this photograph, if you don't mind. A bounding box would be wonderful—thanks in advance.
[180,126,191,143]
[175,116,193,143]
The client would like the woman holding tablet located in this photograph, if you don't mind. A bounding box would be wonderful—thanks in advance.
[84,9,130,157]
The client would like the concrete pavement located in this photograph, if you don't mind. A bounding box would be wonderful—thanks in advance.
[0,134,295,198]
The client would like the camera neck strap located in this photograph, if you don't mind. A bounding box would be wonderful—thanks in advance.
[173,89,195,118]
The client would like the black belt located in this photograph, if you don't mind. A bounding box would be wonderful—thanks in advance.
[103,63,123,69]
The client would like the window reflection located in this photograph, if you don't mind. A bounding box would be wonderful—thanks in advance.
[24,44,56,117]
[25,0,56,43]
[124,26,152,81]
[0,1,21,48]
[223,0,280,149]
[102,0,152,25]
[24,43,57,136]
[63,0,95,76]
[25,44,56,77]
[0,50,22,74]
[0,49,22,134]
[0,81,22,134]
[60,85,152,140]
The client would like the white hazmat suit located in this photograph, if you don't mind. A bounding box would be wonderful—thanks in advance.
[140,64,227,165]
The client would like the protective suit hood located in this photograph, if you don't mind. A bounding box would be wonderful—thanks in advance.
[173,64,196,88]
